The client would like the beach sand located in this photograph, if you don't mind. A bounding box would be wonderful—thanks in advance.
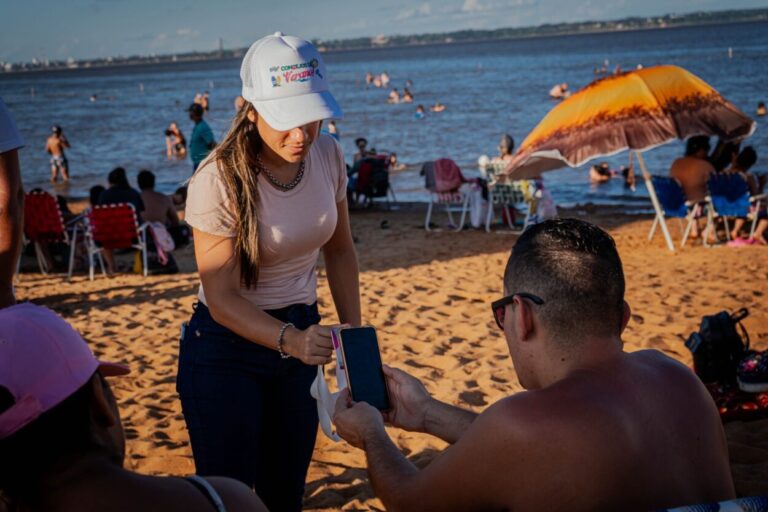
[15,204,768,509]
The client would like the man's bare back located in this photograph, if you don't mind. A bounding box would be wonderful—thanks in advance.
[46,131,71,181]
[670,156,714,202]
[481,350,733,511]
[46,134,68,157]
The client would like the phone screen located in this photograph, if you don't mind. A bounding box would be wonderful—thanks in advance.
[340,327,390,411]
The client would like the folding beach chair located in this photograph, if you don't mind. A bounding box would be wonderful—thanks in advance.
[85,203,149,280]
[354,155,397,208]
[482,163,536,233]
[422,159,472,232]
[703,173,752,243]
[22,190,80,277]
[648,176,705,248]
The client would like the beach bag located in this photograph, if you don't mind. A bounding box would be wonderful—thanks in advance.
[685,308,750,384]
[310,328,348,442]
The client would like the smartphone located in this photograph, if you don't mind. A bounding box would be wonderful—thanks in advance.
[339,326,390,411]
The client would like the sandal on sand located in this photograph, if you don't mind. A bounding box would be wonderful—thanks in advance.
[726,237,755,248]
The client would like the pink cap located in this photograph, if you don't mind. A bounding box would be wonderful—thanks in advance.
[0,303,129,439]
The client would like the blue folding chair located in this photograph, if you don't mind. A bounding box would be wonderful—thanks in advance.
[658,495,768,512]
[649,176,705,248]
[704,173,751,243]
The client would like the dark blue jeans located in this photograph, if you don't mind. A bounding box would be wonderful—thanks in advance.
[176,302,320,512]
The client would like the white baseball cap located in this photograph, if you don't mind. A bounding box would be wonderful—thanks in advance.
[241,32,343,131]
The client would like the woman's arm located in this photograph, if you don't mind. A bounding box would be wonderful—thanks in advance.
[194,228,333,365]
[322,198,361,326]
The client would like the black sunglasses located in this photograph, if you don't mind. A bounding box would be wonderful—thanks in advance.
[491,292,545,330]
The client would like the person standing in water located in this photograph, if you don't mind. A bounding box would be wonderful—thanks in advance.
[46,125,70,182]
[188,103,215,172]
[177,32,360,512]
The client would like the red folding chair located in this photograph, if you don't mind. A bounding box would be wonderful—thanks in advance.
[85,203,148,280]
[22,190,79,277]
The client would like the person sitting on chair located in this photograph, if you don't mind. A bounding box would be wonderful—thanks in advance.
[727,147,767,243]
[670,136,715,239]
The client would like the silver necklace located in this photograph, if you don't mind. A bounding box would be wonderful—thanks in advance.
[256,153,305,191]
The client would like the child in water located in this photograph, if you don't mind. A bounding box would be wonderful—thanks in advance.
[414,105,426,119]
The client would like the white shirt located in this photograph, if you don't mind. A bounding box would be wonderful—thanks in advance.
[0,98,24,154]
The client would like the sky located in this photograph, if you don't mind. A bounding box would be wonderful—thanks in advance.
[1,0,766,62]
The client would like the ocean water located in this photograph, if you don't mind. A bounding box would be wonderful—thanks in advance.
[1,21,767,208]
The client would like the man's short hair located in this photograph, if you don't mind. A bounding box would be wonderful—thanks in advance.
[187,103,204,116]
[137,169,155,190]
[685,136,710,156]
[504,219,625,340]
[736,146,757,171]
[107,167,129,187]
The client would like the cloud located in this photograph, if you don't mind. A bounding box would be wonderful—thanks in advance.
[176,27,199,37]
[462,0,490,12]
[396,2,432,21]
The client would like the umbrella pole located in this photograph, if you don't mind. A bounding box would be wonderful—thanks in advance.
[635,151,675,252]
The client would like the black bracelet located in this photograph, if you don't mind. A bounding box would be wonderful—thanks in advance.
[277,322,294,359]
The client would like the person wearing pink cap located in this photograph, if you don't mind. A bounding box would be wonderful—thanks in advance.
[0,303,267,511]
[179,32,360,511]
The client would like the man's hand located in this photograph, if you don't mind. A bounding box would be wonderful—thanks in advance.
[382,365,434,432]
[333,388,386,449]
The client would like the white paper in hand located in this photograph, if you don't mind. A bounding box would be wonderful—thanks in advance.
[310,327,347,441]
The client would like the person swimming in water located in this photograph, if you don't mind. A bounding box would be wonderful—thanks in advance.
[589,162,615,184]
[758,101,767,117]
[431,102,446,112]
[46,125,70,182]
[549,82,570,100]
[402,88,414,103]
[388,88,400,104]
[165,122,187,158]
[388,153,406,172]
[414,105,426,119]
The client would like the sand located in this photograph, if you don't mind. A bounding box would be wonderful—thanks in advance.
[15,204,768,509]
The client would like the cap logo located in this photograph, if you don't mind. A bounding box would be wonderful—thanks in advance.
[268,58,323,88]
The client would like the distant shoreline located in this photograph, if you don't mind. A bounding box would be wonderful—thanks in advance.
[321,18,768,57]
[3,13,766,77]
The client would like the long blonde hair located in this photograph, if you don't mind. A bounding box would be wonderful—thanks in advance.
[209,103,262,288]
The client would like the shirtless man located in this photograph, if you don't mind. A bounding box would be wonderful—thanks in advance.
[670,136,714,238]
[334,219,735,512]
[46,125,70,182]
[670,136,714,202]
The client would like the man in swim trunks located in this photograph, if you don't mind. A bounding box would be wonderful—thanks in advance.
[334,219,735,511]
[46,125,70,182]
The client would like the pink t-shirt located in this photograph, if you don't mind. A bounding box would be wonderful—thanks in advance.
[185,134,347,310]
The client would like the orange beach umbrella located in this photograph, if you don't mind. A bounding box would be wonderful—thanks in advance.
[504,65,756,251]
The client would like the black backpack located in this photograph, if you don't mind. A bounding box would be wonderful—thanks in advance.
[685,308,750,385]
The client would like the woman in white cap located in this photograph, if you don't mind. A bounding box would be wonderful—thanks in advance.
[177,33,360,511]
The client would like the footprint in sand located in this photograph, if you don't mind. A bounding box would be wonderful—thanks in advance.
[459,390,487,406]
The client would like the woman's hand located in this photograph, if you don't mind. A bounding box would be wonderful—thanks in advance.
[283,324,335,365]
